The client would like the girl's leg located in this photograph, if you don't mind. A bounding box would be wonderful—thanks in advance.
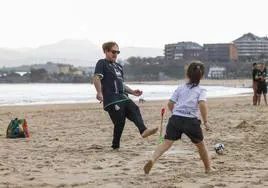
[257,95,261,105]
[144,139,174,174]
[195,141,214,173]
[263,94,267,105]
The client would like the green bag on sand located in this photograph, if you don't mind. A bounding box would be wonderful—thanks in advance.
[6,118,26,138]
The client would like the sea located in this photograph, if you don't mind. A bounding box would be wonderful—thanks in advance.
[0,83,252,106]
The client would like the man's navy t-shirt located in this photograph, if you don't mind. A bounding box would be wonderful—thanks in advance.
[94,59,130,110]
[256,69,267,83]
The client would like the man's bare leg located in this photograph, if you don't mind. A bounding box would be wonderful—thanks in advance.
[264,94,267,105]
[141,127,158,138]
[257,95,261,105]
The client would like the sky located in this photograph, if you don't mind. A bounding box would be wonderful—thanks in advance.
[0,0,268,49]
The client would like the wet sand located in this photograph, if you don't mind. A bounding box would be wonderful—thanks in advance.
[128,79,252,88]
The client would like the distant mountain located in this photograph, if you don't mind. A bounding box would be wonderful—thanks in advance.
[31,39,102,60]
[0,39,163,67]
[0,48,26,60]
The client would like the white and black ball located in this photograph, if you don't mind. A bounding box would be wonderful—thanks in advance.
[214,143,224,155]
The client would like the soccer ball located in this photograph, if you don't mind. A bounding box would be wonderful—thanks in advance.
[214,143,224,155]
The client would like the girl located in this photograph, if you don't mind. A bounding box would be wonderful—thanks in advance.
[144,61,214,174]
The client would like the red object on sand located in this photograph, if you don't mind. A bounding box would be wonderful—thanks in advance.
[22,119,30,138]
[159,108,166,144]
[161,108,165,116]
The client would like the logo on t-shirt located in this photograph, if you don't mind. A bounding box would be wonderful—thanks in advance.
[115,104,120,111]
[111,63,122,80]
[115,68,122,78]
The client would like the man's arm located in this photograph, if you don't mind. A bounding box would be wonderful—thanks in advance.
[123,83,134,95]
[124,83,142,96]
[93,75,103,103]
[253,69,257,80]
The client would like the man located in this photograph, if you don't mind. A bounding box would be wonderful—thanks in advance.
[252,63,258,105]
[256,63,267,105]
[93,41,158,150]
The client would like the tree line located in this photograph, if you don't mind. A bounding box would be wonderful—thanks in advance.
[122,57,264,81]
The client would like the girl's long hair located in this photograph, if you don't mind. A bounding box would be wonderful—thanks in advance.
[186,61,205,88]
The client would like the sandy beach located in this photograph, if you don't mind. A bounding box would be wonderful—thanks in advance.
[0,96,268,188]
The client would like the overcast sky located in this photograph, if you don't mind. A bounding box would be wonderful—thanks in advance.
[0,0,267,49]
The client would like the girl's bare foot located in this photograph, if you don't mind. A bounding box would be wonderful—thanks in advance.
[144,160,154,174]
[205,167,216,174]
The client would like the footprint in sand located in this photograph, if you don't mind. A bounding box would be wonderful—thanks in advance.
[101,182,123,188]
[109,164,122,167]
[92,165,103,170]
[27,177,35,181]
[214,183,227,187]
[88,144,104,150]
[98,158,106,162]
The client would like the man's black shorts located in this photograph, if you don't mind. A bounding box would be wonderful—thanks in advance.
[257,81,267,95]
[164,115,203,144]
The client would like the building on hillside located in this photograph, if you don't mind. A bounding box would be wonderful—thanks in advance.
[31,62,59,74]
[203,43,238,62]
[58,64,72,74]
[81,67,95,76]
[207,66,226,79]
[15,72,29,76]
[0,72,29,83]
[164,42,203,61]
[70,68,84,76]
[233,33,268,60]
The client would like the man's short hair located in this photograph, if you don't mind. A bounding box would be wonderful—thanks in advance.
[102,41,118,53]
[253,63,257,66]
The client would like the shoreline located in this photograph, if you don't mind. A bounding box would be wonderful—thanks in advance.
[0,92,253,108]
[0,96,246,112]
[127,78,253,87]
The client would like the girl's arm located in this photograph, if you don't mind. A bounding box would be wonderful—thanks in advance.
[199,101,210,131]
[168,100,175,111]
[168,86,180,112]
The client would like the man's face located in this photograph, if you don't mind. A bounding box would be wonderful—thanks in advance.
[260,64,265,71]
[257,64,262,70]
[105,45,120,62]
